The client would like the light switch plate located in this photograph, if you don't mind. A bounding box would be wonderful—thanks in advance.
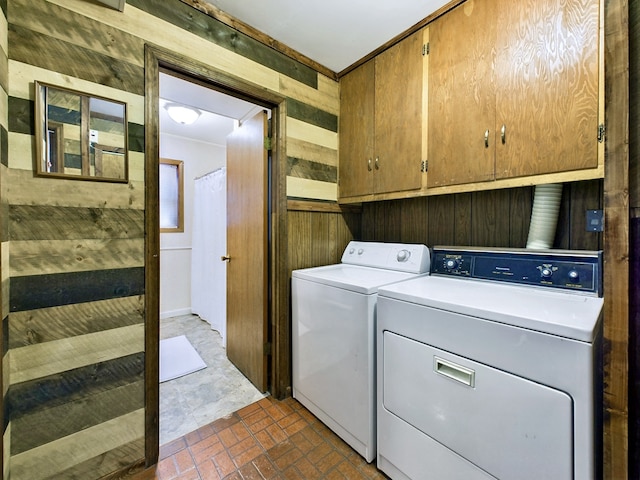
[586,210,604,232]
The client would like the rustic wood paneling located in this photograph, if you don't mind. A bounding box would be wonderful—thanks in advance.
[8,296,144,348]
[286,138,337,167]
[9,205,144,241]
[9,25,144,96]
[10,267,144,312]
[7,97,30,136]
[129,0,318,88]
[603,0,630,477]
[286,97,338,132]
[12,379,143,455]
[287,157,337,183]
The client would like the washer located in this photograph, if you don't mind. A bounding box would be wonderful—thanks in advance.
[376,246,603,480]
[292,241,430,462]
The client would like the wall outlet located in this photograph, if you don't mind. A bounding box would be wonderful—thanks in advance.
[586,210,604,232]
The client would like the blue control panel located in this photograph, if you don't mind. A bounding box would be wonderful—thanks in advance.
[431,247,603,296]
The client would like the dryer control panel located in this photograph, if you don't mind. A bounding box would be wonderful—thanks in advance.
[432,247,602,296]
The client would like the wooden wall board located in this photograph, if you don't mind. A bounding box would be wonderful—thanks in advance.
[9,60,145,124]
[286,117,338,151]
[9,324,143,385]
[286,177,337,202]
[6,170,144,209]
[10,239,144,277]
[10,267,144,312]
[7,352,143,423]
[128,0,317,89]
[470,189,512,247]
[287,157,336,184]
[286,97,338,132]
[287,138,337,168]
[6,97,29,136]
[0,45,6,96]
[10,408,143,480]
[11,379,143,455]
[9,25,144,96]
[9,205,144,241]
[280,76,339,116]
[8,296,144,348]
[11,0,146,68]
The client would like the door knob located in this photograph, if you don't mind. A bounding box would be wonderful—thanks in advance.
[221,255,230,262]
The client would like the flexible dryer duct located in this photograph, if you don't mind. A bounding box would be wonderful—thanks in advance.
[526,183,563,249]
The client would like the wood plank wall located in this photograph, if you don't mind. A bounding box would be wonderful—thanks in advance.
[360,181,603,251]
[629,0,639,477]
[0,1,8,478]
[4,0,340,478]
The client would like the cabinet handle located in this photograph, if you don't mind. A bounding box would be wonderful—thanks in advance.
[367,158,372,171]
[484,130,490,148]
[375,157,380,169]
[501,124,506,144]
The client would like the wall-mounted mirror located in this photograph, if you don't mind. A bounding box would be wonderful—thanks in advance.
[34,81,128,182]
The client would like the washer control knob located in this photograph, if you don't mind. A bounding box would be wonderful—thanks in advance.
[357,248,364,255]
[397,249,411,262]
[568,270,580,281]
[445,259,459,270]
[349,248,355,255]
[540,267,553,279]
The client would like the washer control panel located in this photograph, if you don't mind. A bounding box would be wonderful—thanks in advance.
[341,241,431,274]
[432,247,602,296]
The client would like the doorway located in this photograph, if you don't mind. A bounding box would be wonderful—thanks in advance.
[157,71,267,444]
[144,45,290,466]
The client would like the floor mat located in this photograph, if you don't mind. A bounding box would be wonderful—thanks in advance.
[160,335,207,382]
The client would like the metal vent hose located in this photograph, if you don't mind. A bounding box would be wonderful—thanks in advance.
[526,183,563,249]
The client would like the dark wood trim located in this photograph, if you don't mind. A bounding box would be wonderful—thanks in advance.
[144,44,289,467]
[143,44,161,468]
[603,0,630,478]
[178,0,338,81]
[287,199,362,214]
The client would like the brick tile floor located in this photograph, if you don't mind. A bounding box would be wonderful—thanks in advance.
[134,396,389,480]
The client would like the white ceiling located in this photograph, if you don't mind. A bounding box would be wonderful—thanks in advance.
[201,0,452,73]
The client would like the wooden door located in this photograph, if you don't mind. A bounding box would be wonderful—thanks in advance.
[374,29,424,194]
[339,60,375,198]
[494,0,600,179]
[225,111,268,392]
[427,0,497,187]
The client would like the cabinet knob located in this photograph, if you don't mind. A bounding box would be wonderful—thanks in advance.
[484,130,490,148]
[375,157,380,169]
[501,124,506,144]
[367,158,372,171]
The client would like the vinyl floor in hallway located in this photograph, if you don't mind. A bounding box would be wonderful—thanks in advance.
[160,314,266,444]
[135,396,389,480]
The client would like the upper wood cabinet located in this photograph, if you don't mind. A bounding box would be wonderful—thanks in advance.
[339,29,425,199]
[427,0,601,188]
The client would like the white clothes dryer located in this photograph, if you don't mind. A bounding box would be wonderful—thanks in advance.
[292,241,430,462]
[376,246,603,480]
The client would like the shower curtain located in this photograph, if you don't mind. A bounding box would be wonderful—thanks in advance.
[191,167,227,344]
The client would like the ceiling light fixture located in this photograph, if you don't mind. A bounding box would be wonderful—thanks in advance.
[164,102,202,125]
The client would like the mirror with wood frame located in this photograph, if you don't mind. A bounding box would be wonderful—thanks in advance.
[34,81,128,182]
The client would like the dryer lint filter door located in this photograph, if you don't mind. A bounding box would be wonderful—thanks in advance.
[382,331,573,480]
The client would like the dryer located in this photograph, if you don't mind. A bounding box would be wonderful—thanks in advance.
[376,246,603,480]
[292,241,430,462]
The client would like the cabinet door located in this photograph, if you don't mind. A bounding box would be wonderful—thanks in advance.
[427,0,497,187]
[339,60,375,198]
[494,0,600,179]
[374,30,423,194]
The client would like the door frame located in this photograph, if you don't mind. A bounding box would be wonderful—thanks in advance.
[144,45,289,466]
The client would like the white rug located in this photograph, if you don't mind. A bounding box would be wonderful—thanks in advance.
[160,335,207,382]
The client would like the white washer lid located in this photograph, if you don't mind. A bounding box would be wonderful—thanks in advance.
[292,264,425,295]
[378,276,603,342]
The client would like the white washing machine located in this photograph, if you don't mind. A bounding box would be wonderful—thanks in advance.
[376,246,604,480]
[292,241,430,462]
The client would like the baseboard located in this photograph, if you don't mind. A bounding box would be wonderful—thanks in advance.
[160,308,192,320]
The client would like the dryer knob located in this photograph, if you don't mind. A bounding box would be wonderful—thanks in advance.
[445,259,459,270]
[397,249,410,262]
[540,267,553,279]
[568,270,579,281]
